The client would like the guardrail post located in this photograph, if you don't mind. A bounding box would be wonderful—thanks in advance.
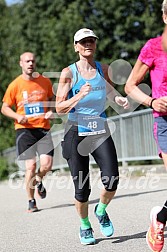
[120,116,128,168]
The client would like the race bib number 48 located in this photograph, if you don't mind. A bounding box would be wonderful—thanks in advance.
[78,115,106,136]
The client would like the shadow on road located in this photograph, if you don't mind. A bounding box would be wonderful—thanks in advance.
[95,228,167,244]
[94,231,146,244]
[39,188,167,211]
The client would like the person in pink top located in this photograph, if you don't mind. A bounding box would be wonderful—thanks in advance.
[125,1,167,251]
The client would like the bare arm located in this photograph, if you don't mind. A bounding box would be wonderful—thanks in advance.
[125,59,153,105]
[56,67,91,115]
[125,59,167,112]
[1,102,28,124]
[103,64,129,109]
[44,95,56,119]
[102,64,117,98]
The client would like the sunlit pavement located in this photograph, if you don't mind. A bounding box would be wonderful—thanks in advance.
[0,168,167,252]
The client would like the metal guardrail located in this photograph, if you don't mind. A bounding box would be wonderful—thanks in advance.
[2,108,159,169]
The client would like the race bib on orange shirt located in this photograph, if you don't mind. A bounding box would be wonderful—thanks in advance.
[24,102,44,117]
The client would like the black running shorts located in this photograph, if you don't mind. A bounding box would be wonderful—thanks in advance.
[16,128,54,160]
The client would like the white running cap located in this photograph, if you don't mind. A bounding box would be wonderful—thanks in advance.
[74,28,98,43]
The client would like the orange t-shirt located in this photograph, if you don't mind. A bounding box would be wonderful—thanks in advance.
[2,75,54,130]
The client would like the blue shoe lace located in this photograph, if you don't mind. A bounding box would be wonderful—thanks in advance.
[80,228,93,238]
[97,213,111,227]
[80,227,95,245]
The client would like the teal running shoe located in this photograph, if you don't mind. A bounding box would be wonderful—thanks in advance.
[94,204,114,237]
[79,227,96,245]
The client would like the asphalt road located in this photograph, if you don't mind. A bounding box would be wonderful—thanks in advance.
[1,170,167,252]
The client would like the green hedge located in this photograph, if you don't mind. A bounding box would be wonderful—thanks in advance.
[0,157,18,181]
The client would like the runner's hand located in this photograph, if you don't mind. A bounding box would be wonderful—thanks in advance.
[151,97,167,112]
[17,115,28,124]
[115,96,130,109]
[79,82,92,98]
[45,110,54,119]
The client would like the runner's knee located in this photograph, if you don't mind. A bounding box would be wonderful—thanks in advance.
[26,163,36,172]
[102,175,119,191]
[75,188,91,202]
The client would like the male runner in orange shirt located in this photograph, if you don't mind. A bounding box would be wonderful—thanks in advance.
[1,52,54,212]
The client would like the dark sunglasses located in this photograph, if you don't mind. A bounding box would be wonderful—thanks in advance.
[78,38,96,45]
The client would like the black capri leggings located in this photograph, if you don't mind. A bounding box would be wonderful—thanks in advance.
[61,123,119,202]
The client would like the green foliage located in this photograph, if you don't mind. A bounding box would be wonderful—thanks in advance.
[0,156,19,181]
[0,157,9,180]
[0,0,165,151]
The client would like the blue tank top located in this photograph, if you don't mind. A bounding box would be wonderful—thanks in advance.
[68,62,107,135]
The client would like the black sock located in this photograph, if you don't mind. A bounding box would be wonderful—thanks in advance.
[29,199,36,204]
[157,201,167,224]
